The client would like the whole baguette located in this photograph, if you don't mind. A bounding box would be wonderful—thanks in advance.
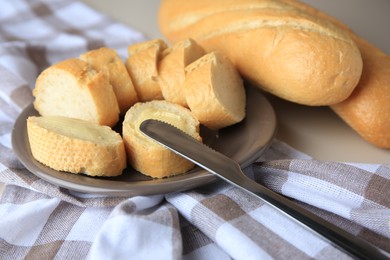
[288,0,390,148]
[158,0,363,106]
[27,116,126,176]
[331,40,390,148]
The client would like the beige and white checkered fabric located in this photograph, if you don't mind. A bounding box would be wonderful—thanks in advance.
[1,0,389,259]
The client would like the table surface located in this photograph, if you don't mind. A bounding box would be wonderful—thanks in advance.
[1,0,389,196]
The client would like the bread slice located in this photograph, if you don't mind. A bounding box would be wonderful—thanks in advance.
[80,47,138,114]
[159,38,205,107]
[33,58,120,127]
[122,100,202,178]
[184,51,246,130]
[125,39,168,101]
[27,116,126,176]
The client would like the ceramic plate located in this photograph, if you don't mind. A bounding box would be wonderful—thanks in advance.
[12,86,277,196]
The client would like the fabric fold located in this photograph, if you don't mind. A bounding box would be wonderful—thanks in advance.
[87,196,183,260]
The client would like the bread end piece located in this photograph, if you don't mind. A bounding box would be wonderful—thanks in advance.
[184,51,246,130]
[27,116,126,176]
[33,58,120,127]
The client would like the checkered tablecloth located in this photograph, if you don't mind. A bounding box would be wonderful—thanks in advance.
[1,1,389,259]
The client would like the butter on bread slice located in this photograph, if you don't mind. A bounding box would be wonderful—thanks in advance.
[122,100,201,178]
[184,51,246,130]
[159,38,205,107]
[27,116,126,177]
[125,39,168,101]
[80,47,138,114]
[33,58,120,127]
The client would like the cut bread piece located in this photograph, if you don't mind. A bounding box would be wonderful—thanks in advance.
[80,47,138,114]
[122,100,202,178]
[125,39,168,101]
[27,116,126,177]
[184,51,246,130]
[33,58,120,127]
[159,38,205,107]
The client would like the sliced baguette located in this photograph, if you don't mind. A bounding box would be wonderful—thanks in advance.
[125,39,168,101]
[122,100,201,178]
[184,51,246,130]
[33,58,120,127]
[80,47,138,114]
[159,38,205,107]
[27,116,126,176]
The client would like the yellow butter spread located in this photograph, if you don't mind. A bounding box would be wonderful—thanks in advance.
[31,116,117,144]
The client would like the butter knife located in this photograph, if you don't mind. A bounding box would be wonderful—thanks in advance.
[140,119,389,260]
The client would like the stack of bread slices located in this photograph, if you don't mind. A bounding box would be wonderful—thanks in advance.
[29,38,246,178]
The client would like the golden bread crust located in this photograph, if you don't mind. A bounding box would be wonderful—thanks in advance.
[125,39,168,101]
[27,116,126,176]
[331,39,390,148]
[80,47,138,114]
[158,0,363,106]
[279,0,390,148]
[159,38,205,107]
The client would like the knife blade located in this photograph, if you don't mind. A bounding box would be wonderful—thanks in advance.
[140,119,389,260]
